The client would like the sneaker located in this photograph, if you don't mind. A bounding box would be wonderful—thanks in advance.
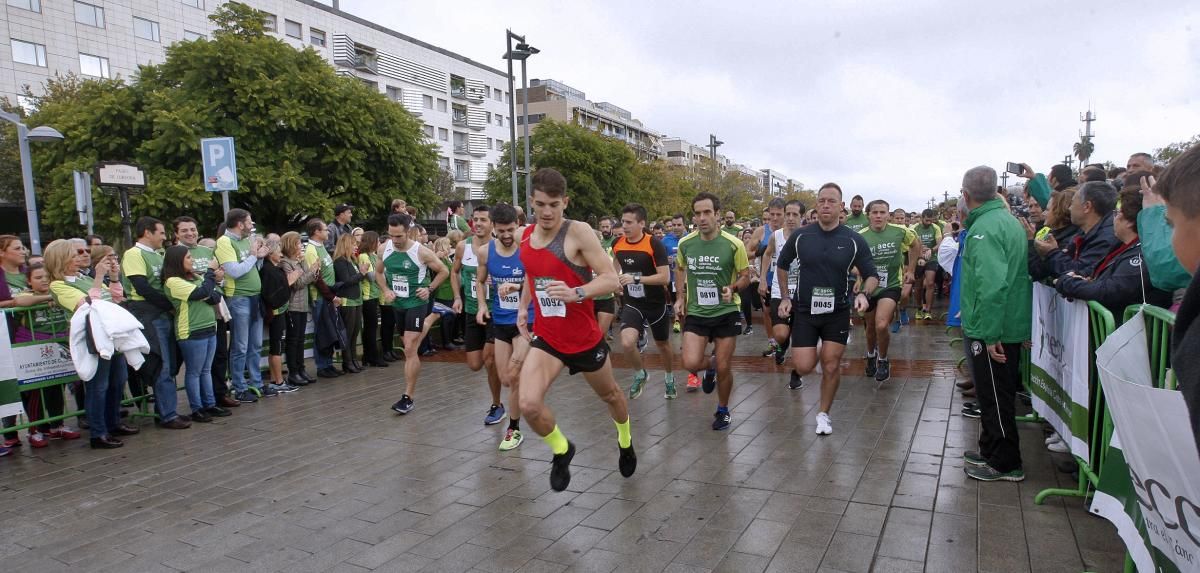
[963,450,988,467]
[549,442,576,492]
[499,428,524,451]
[961,404,981,419]
[774,344,787,366]
[391,395,414,414]
[815,412,833,435]
[762,340,778,357]
[28,431,48,448]
[1045,434,1062,446]
[743,325,754,336]
[664,374,677,400]
[965,464,1025,482]
[673,320,681,333]
[2,438,19,448]
[0,445,11,457]
[890,320,901,334]
[865,355,878,377]
[712,409,731,431]
[1047,440,1070,453]
[686,373,701,392]
[235,390,259,404]
[274,383,299,394]
[49,426,81,440]
[484,404,506,426]
[875,359,891,382]
[629,369,647,400]
[260,385,280,398]
[788,371,804,390]
[899,309,910,325]
[618,441,637,477]
[702,365,717,395]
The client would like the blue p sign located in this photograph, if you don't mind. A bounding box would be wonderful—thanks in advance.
[201,137,238,192]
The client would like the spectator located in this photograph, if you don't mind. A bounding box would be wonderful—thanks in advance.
[958,165,1032,482]
[325,203,354,252]
[162,245,227,423]
[722,210,743,235]
[216,208,274,402]
[1080,168,1107,183]
[390,199,407,215]
[84,234,104,254]
[1134,171,1193,293]
[175,217,238,408]
[1027,189,1080,280]
[71,238,93,278]
[279,232,317,386]
[259,239,301,393]
[447,200,470,234]
[304,218,342,379]
[1035,181,1120,278]
[332,234,367,373]
[1154,142,1200,459]
[1022,163,1078,209]
[357,231,386,368]
[1127,152,1155,174]
[1056,189,1172,317]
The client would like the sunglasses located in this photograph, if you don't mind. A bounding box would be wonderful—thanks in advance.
[75,249,87,255]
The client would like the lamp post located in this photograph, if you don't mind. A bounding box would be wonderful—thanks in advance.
[0,109,64,255]
[503,31,538,215]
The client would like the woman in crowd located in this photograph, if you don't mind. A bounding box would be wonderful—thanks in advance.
[357,231,387,368]
[332,233,367,373]
[1028,188,1081,281]
[1056,185,1173,318]
[259,239,301,393]
[46,239,136,449]
[280,232,317,386]
[162,245,230,422]
[430,237,459,350]
[738,228,762,335]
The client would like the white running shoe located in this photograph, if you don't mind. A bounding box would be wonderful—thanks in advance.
[1045,434,1062,446]
[1047,439,1070,453]
[815,412,833,436]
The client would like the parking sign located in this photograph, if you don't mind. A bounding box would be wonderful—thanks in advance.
[201,137,238,192]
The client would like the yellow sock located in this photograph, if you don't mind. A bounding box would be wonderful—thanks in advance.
[543,425,569,455]
[614,417,631,448]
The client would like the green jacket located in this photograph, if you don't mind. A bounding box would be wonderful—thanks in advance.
[1027,173,1052,209]
[960,198,1032,344]
[1137,204,1192,291]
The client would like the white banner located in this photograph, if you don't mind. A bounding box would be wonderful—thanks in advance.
[1029,283,1092,462]
[0,319,26,418]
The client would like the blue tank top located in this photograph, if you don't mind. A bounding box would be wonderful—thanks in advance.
[487,240,533,325]
[760,224,774,281]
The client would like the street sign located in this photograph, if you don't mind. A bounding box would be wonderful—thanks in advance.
[95,161,146,187]
[201,137,238,192]
[73,170,93,232]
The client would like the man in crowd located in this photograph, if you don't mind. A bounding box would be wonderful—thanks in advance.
[447,200,470,234]
[1034,181,1120,278]
[844,195,869,232]
[912,208,944,320]
[759,199,806,389]
[1127,152,1155,174]
[325,203,353,251]
[859,200,917,383]
[305,218,342,379]
[598,216,616,250]
[452,204,505,425]
[613,203,676,400]
[722,210,743,235]
[216,208,274,402]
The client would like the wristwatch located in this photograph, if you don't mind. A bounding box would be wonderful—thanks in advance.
[575,287,587,302]
[633,275,641,285]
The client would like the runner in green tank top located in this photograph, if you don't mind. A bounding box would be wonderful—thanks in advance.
[451,205,507,427]
[857,200,917,383]
[911,208,945,320]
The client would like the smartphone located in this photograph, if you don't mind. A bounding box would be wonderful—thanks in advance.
[1006,162,1024,176]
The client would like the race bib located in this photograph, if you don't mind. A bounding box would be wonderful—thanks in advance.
[697,285,719,306]
[535,278,566,317]
[811,286,835,315]
[391,275,409,298]
[877,269,889,288]
[469,280,477,300]
[787,275,798,296]
[499,284,520,310]
[627,273,644,298]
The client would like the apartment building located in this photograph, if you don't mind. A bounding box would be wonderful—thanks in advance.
[0,0,510,200]
[760,168,789,197]
[662,136,728,172]
[516,78,662,161]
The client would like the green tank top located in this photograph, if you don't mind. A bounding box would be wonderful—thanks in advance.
[383,242,429,310]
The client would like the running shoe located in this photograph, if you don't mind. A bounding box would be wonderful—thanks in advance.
[712,409,731,431]
[875,359,891,382]
[788,371,804,390]
[686,373,700,392]
[498,428,523,451]
[235,390,259,404]
[899,309,910,325]
[673,320,681,333]
[762,339,778,357]
[549,441,576,491]
[664,373,677,400]
[890,319,901,333]
[1047,440,1070,453]
[391,394,414,414]
[1,437,19,448]
[743,325,754,336]
[260,385,280,398]
[274,383,300,393]
[774,344,787,366]
[702,366,716,394]
[964,465,1025,482]
[0,445,11,457]
[963,450,988,467]
[629,369,647,400]
[865,355,878,377]
[484,404,506,425]
[961,404,981,419]
[618,441,637,477]
[815,412,833,435]
[28,431,48,448]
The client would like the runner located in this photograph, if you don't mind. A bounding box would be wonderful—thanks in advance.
[452,204,505,425]
[666,214,687,336]
[612,203,676,400]
[858,200,917,383]
[759,199,805,389]
[844,195,869,233]
[378,213,449,415]
[476,202,534,451]
[675,192,751,431]
[911,208,944,320]
[514,169,635,491]
[751,199,783,344]
[776,183,878,436]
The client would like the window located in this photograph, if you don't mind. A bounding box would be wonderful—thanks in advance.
[436,98,447,112]
[486,138,493,150]
[284,20,302,39]
[11,39,47,67]
[438,128,448,141]
[439,157,450,169]
[181,0,201,7]
[495,115,504,127]
[183,30,205,41]
[422,124,434,138]
[494,88,502,101]
[75,2,105,27]
[133,17,160,42]
[422,95,433,109]
[385,86,401,102]
[7,0,40,12]
[310,28,326,47]
[79,53,110,78]
[262,13,276,32]
[485,112,492,123]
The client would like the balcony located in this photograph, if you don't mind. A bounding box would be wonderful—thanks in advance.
[454,144,469,155]
[454,171,469,182]
[353,53,377,74]
[452,113,467,126]
[450,76,467,99]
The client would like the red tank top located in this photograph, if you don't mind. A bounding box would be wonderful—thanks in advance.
[521,221,602,353]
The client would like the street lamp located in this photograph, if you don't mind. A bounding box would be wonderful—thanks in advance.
[0,109,64,255]
[503,31,537,215]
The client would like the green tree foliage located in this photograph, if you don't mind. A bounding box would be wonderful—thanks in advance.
[14,2,437,241]
[1073,135,1094,166]
[1155,134,1200,164]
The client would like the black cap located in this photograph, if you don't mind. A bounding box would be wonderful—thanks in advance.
[334,203,353,216]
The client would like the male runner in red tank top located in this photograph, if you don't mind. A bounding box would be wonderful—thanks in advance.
[515,168,636,492]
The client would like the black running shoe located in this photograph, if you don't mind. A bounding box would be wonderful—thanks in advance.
[712,410,731,431]
[550,442,576,491]
[788,371,804,390]
[702,367,717,394]
[875,359,891,382]
[391,395,414,414]
[865,355,878,377]
[961,404,981,419]
[618,441,637,478]
[774,344,787,366]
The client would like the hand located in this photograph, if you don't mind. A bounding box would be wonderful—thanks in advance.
[416,287,430,301]
[382,291,395,304]
[517,308,530,340]
[452,297,463,314]
[498,282,521,297]
[853,292,869,313]
[208,258,219,271]
[1019,163,1035,179]
[358,262,370,274]
[777,298,792,319]
[333,296,343,307]
[94,259,111,277]
[617,274,634,286]
[673,298,686,320]
[476,307,490,326]
[214,268,225,282]
[1023,340,1033,350]
[1021,217,1037,240]
[758,283,769,298]
[943,222,955,237]
[543,280,575,302]
[1140,175,1164,207]
[987,342,1007,364]
[720,286,734,303]
[1035,234,1058,256]
[904,271,915,285]
[288,269,303,282]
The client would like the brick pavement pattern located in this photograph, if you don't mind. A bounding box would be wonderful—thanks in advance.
[0,318,1126,572]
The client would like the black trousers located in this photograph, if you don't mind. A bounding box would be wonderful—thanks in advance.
[285,311,308,374]
[967,339,1023,472]
[338,305,363,368]
[361,300,380,364]
[380,306,396,355]
[212,317,230,398]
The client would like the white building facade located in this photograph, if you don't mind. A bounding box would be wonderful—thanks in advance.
[0,0,510,200]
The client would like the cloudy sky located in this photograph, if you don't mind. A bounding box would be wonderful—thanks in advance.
[342,0,1198,211]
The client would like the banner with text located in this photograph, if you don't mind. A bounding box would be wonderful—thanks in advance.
[0,319,25,418]
[1029,283,1092,462]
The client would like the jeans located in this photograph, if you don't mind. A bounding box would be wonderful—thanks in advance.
[313,297,333,370]
[178,333,217,413]
[151,315,179,422]
[86,355,127,438]
[227,295,264,393]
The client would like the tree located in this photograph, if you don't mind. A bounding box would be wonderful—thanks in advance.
[16,2,437,241]
[1155,134,1200,164]
[431,168,457,203]
[1073,135,1094,167]
[630,160,695,220]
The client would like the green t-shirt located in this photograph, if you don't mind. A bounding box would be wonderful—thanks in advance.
[859,224,915,293]
[5,271,27,293]
[358,253,379,302]
[215,234,261,297]
[911,223,942,250]
[165,276,216,339]
[49,275,111,311]
[304,241,335,301]
[721,224,744,236]
[844,213,870,233]
[434,256,454,301]
[188,244,215,275]
[676,230,749,318]
[383,244,429,310]
[459,238,485,315]
[10,282,68,336]
[121,244,165,302]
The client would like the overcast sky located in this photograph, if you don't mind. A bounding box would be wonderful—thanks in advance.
[343,0,1198,211]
